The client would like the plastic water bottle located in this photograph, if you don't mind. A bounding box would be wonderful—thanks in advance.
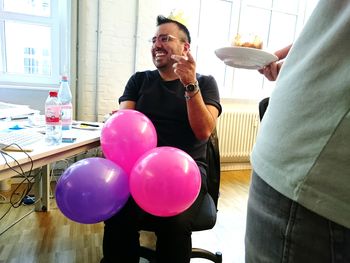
[58,75,73,130]
[45,91,62,145]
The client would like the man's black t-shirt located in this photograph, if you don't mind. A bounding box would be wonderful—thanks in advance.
[119,70,221,166]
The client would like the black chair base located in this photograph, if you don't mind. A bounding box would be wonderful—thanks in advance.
[191,247,222,262]
[139,246,222,263]
[139,246,156,262]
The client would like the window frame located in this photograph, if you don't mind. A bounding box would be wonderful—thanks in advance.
[194,0,318,101]
[0,0,68,89]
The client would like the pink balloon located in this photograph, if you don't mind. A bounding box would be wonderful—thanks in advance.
[101,110,157,175]
[129,147,201,217]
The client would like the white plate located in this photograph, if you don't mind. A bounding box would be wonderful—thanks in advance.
[215,46,278,69]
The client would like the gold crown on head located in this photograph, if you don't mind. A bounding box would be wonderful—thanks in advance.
[168,9,188,27]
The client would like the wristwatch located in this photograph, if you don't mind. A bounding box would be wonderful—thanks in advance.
[184,81,199,93]
[184,81,200,100]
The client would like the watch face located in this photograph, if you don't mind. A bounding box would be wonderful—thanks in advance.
[186,84,195,92]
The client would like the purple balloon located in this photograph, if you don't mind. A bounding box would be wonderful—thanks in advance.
[130,147,201,217]
[100,110,157,175]
[55,157,129,224]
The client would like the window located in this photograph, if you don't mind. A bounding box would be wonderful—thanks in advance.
[0,0,69,88]
[194,0,319,100]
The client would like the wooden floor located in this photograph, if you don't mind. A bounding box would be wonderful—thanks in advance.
[0,170,251,263]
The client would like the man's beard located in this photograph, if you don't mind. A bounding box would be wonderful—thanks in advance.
[155,63,167,70]
[154,59,172,71]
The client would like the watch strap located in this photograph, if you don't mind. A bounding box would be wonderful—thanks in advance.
[184,89,200,100]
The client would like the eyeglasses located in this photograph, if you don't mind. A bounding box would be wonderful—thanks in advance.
[150,34,179,45]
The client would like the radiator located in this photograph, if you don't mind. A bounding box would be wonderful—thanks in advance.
[216,111,259,163]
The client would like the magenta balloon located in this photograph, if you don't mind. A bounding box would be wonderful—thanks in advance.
[100,110,157,175]
[129,147,201,217]
[55,157,130,224]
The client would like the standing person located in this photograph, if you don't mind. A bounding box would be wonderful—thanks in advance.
[100,15,221,263]
[246,1,350,262]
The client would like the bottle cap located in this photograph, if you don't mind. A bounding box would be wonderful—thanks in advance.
[62,75,68,81]
[49,91,58,97]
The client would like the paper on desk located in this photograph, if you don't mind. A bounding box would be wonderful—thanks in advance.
[0,102,39,119]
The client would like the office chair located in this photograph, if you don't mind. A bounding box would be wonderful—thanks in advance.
[258,97,270,121]
[139,129,222,263]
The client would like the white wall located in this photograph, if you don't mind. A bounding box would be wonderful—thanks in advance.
[74,0,150,121]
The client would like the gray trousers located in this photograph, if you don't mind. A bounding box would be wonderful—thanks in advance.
[245,171,350,263]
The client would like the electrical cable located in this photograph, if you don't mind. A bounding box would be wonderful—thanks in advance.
[0,145,102,231]
[0,143,34,221]
[49,159,70,199]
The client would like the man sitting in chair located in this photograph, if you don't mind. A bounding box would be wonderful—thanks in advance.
[100,13,222,263]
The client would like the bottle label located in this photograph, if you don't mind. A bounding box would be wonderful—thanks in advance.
[61,104,72,125]
[45,105,61,124]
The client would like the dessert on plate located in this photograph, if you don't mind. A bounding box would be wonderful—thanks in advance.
[214,33,277,69]
[232,33,263,49]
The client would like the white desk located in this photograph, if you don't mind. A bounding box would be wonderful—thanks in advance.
[0,128,101,211]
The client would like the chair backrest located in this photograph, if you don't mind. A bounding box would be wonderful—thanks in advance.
[206,128,221,209]
[259,97,270,121]
[191,128,221,231]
